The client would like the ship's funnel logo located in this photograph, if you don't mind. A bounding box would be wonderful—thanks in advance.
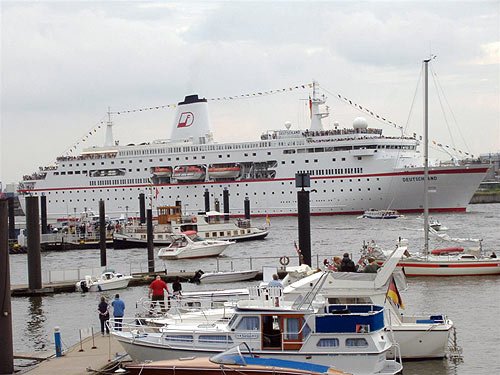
[177,112,194,128]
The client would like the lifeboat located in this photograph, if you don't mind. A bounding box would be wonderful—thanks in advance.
[431,247,464,255]
[208,164,241,179]
[153,166,173,177]
[173,166,206,181]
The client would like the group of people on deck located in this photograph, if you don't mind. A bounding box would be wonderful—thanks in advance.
[148,275,183,314]
[324,253,380,273]
[97,275,183,335]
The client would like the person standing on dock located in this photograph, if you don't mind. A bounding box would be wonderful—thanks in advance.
[97,296,110,335]
[112,294,125,331]
[149,275,170,314]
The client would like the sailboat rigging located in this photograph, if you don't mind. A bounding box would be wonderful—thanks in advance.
[385,58,500,276]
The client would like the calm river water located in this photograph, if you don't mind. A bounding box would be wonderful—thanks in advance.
[8,203,500,374]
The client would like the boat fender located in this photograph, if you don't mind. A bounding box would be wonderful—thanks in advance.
[280,256,290,266]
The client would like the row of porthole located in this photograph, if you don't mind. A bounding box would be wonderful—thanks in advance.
[48,187,385,204]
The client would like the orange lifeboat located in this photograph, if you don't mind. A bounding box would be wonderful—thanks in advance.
[208,164,241,179]
[153,166,172,177]
[173,166,206,181]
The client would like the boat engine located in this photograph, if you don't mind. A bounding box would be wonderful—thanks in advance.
[80,280,89,293]
[190,269,204,284]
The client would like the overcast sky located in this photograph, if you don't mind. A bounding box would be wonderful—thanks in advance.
[1,1,499,185]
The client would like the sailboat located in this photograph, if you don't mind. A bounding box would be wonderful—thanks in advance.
[393,58,500,277]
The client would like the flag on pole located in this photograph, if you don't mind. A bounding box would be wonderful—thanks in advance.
[386,276,404,308]
[308,96,312,118]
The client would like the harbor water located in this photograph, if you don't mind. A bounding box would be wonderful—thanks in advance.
[9,203,500,375]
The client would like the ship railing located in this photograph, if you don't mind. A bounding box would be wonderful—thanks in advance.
[134,296,236,322]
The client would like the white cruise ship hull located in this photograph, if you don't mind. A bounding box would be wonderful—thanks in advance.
[19,164,487,219]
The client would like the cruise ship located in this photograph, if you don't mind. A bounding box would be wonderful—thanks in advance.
[18,83,488,219]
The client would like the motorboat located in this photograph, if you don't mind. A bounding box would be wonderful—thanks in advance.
[286,246,454,360]
[124,343,350,375]
[429,217,442,231]
[361,209,402,219]
[172,211,270,242]
[157,231,233,260]
[144,247,453,360]
[75,270,133,292]
[199,269,260,284]
[111,281,403,375]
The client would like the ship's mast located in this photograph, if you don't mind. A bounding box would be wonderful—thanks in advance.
[104,107,114,147]
[423,58,431,256]
[309,81,329,131]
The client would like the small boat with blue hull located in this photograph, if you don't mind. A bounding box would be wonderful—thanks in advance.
[112,283,402,375]
[125,343,350,375]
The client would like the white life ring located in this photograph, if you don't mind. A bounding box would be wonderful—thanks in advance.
[279,256,290,266]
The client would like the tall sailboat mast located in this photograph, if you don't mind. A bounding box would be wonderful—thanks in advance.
[423,58,432,256]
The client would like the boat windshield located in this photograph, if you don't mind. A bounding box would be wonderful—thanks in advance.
[209,343,252,366]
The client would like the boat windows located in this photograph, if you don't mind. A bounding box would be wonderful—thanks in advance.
[284,318,301,340]
[317,338,339,347]
[345,338,368,347]
[164,335,193,343]
[236,316,259,331]
[199,335,234,344]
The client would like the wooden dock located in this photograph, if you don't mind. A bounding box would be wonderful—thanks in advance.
[10,270,280,296]
[20,334,127,375]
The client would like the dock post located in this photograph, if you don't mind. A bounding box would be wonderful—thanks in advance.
[0,199,14,374]
[296,173,311,267]
[204,189,210,212]
[54,327,62,357]
[223,188,230,221]
[7,196,16,240]
[99,199,107,267]
[244,197,250,220]
[139,193,146,224]
[26,196,42,290]
[147,209,154,273]
[40,195,48,234]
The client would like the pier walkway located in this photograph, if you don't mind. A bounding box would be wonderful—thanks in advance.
[22,334,126,375]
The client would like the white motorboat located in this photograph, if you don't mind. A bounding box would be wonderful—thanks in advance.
[286,246,454,360]
[112,286,403,375]
[199,269,260,283]
[362,209,402,219]
[143,248,453,360]
[157,231,233,260]
[75,270,133,292]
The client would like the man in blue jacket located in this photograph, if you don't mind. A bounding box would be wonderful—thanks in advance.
[111,294,125,331]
